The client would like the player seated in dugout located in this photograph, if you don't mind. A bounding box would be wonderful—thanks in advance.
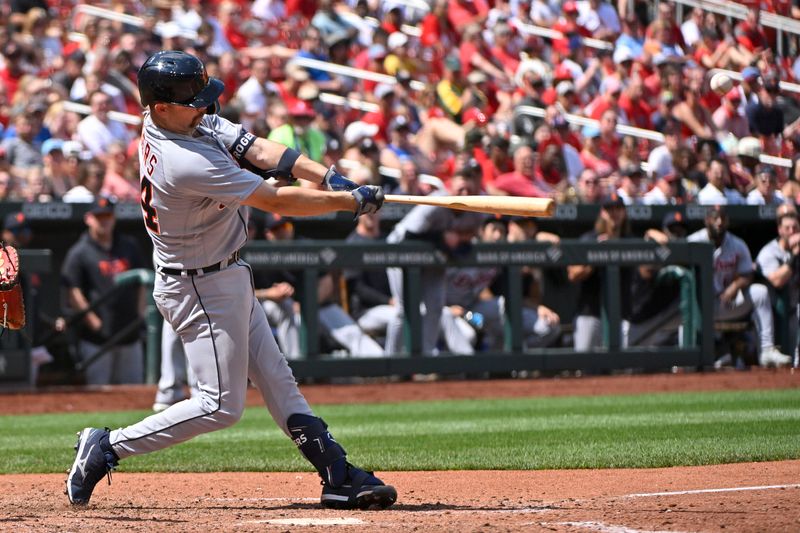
[252,212,384,359]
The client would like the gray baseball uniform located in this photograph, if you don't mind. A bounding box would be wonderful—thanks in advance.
[385,202,485,355]
[688,229,776,351]
[109,112,313,458]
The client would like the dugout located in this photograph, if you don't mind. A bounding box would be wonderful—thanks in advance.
[0,202,791,385]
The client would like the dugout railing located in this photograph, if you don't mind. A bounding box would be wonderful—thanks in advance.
[239,239,716,379]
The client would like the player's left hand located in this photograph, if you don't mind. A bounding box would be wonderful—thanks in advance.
[323,165,358,192]
[351,185,384,218]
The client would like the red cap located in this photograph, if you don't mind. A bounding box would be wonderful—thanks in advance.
[563,1,579,13]
[553,64,573,81]
[462,107,488,126]
[288,100,316,117]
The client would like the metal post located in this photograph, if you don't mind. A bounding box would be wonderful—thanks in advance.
[402,267,423,356]
[300,268,319,358]
[604,265,622,351]
[504,266,523,353]
[694,244,715,367]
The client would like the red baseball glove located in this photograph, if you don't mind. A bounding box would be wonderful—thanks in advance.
[0,243,25,330]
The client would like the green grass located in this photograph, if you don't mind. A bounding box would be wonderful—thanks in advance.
[2,389,799,474]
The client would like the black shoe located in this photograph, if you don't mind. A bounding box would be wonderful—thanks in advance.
[65,427,118,505]
[320,463,397,510]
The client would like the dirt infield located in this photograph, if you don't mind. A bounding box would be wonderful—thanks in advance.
[1,369,798,532]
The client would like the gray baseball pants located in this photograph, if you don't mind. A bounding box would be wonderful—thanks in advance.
[110,262,313,459]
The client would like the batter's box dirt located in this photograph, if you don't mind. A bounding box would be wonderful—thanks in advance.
[1,464,799,532]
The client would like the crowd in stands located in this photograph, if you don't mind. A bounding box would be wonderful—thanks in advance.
[0,0,799,206]
[0,0,799,375]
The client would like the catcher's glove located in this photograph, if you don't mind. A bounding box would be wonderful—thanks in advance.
[0,243,25,330]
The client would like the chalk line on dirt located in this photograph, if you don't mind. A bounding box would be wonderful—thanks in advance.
[624,483,800,498]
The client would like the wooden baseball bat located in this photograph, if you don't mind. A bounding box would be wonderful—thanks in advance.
[384,195,556,217]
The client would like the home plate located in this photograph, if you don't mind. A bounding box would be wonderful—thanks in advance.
[241,517,365,526]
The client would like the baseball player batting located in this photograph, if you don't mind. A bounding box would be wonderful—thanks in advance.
[65,50,396,510]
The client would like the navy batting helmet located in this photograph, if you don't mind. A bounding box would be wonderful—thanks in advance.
[137,51,224,114]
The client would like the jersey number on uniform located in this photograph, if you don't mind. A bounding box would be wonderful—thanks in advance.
[141,177,160,234]
[140,140,160,234]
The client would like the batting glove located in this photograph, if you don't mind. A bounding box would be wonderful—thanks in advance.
[351,185,384,219]
[322,165,358,192]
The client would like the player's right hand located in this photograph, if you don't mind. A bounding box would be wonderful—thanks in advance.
[322,165,358,192]
[351,185,384,218]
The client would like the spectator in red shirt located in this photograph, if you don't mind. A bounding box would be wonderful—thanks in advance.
[447,0,490,34]
[490,22,521,79]
[735,8,768,55]
[494,144,551,197]
[586,77,624,121]
[645,2,685,50]
[596,109,622,169]
[0,41,26,103]
[381,6,404,34]
[363,83,395,144]
[552,2,592,56]
[218,1,248,50]
[618,76,653,130]
[459,23,509,84]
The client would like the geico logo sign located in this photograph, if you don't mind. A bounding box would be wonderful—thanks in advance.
[555,204,577,219]
[23,203,73,219]
[626,205,652,220]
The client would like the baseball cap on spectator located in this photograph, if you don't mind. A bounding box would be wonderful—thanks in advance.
[462,108,488,126]
[387,32,408,50]
[652,53,670,67]
[582,124,600,138]
[556,81,575,96]
[344,121,380,146]
[613,47,635,65]
[325,31,350,49]
[444,55,462,72]
[762,71,780,92]
[3,212,30,234]
[724,87,741,103]
[62,140,88,159]
[41,138,64,156]
[89,195,116,216]
[359,137,379,154]
[602,193,625,209]
[553,64,573,81]
[737,136,762,159]
[741,66,760,82]
[662,211,687,230]
[621,165,643,179]
[396,69,412,85]
[563,1,579,14]
[389,115,411,132]
[467,70,488,85]
[755,164,777,179]
[264,212,293,231]
[368,44,387,60]
[374,83,394,100]
[288,100,315,118]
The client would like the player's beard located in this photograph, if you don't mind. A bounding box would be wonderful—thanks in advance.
[190,113,205,129]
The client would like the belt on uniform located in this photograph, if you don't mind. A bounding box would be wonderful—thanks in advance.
[158,250,240,277]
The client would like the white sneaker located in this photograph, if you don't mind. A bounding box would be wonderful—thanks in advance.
[714,353,733,369]
[759,347,792,368]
